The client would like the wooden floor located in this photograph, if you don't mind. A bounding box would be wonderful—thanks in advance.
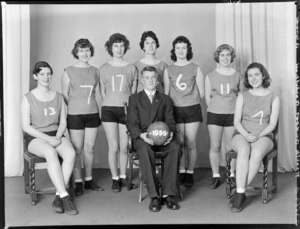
[4,167,297,228]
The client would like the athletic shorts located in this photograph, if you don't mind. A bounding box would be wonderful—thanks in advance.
[173,104,203,124]
[24,130,57,150]
[207,112,234,127]
[67,113,101,130]
[232,131,274,142]
[101,106,126,124]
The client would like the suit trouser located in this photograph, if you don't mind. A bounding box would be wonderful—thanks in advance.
[133,138,181,199]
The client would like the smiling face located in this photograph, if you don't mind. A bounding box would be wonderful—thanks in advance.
[112,42,125,58]
[218,49,232,67]
[142,70,158,91]
[33,67,52,87]
[174,42,188,60]
[143,37,157,55]
[76,47,91,63]
[247,67,264,89]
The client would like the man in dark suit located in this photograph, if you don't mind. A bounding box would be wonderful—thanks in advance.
[127,66,182,212]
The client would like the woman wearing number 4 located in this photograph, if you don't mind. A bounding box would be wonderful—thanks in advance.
[205,44,244,189]
[229,63,279,212]
[62,39,103,197]
[100,33,138,192]
[164,36,205,187]
[22,61,78,215]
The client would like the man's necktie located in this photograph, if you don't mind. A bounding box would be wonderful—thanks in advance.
[149,93,153,103]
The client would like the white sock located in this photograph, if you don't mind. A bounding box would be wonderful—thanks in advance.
[55,191,60,196]
[75,179,83,183]
[213,174,220,178]
[59,192,69,198]
[230,174,235,178]
[120,175,126,179]
[162,195,168,198]
[236,188,246,193]
[84,177,92,181]
[186,170,193,174]
[179,170,186,173]
[112,176,119,180]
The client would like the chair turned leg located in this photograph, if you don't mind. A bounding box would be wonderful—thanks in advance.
[262,159,269,204]
[138,169,143,203]
[24,159,29,194]
[29,167,37,205]
[226,152,233,199]
[272,156,278,193]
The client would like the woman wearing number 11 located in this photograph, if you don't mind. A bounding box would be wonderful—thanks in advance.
[62,38,103,197]
[164,36,205,188]
[99,33,138,193]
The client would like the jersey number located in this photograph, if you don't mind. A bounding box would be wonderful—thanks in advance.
[176,74,187,90]
[112,75,124,92]
[220,83,230,95]
[251,111,264,125]
[80,85,93,104]
[44,107,56,116]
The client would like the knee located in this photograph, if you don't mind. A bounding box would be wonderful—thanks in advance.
[250,150,264,163]
[210,143,221,153]
[44,148,59,161]
[84,143,95,155]
[73,145,83,156]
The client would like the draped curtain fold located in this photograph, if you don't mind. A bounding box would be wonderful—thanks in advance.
[3,3,30,176]
[216,2,297,172]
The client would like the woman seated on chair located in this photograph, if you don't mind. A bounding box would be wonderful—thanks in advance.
[229,62,280,213]
[21,61,78,215]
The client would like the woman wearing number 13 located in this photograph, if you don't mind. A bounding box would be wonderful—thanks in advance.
[62,38,103,197]
[164,36,205,188]
[99,33,138,193]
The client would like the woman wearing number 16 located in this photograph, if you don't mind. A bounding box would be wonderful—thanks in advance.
[62,38,103,197]
[99,33,138,193]
[164,36,205,187]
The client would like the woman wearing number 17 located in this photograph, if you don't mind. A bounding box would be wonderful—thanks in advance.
[99,33,138,193]
[62,38,103,197]
[164,36,205,187]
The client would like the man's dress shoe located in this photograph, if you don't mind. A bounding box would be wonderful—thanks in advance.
[163,196,180,210]
[149,197,161,212]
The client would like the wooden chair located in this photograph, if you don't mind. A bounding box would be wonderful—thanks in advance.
[124,102,183,202]
[225,125,278,204]
[24,141,74,205]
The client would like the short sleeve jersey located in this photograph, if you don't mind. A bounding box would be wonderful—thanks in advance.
[25,91,62,132]
[241,90,277,134]
[134,60,168,93]
[100,63,137,107]
[207,70,243,114]
[65,66,100,115]
[167,62,200,107]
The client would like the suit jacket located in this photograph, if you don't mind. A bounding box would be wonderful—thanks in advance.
[127,90,177,140]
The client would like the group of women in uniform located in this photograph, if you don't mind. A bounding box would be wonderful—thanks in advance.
[21,30,280,215]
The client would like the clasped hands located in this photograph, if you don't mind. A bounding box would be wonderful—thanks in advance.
[244,132,260,143]
[140,132,173,146]
[47,136,62,147]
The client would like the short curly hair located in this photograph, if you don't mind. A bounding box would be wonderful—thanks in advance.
[105,33,130,57]
[244,62,272,89]
[170,36,193,61]
[32,61,53,75]
[213,44,236,63]
[71,38,94,59]
[139,31,160,50]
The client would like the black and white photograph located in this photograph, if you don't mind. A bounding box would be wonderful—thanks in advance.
[1,1,298,227]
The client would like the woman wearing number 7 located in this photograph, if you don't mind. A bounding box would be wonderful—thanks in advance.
[99,33,138,193]
[164,36,205,188]
[62,38,103,197]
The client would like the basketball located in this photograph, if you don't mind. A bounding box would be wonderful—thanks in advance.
[147,121,170,146]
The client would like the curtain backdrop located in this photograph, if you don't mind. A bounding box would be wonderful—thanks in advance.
[3,3,30,176]
[216,2,297,172]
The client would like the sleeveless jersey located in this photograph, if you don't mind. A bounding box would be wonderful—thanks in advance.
[134,60,168,93]
[100,63,137,107]
[207,70,242,114]
[241,90,277,134]
[167,62,200,107]
[65,66,100,115]
[25,91,62,132]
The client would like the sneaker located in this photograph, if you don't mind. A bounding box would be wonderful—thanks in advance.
[179,173,186,186]
[52,195,64,213]
[120,178,138,189]
[75,182,83,196]
[228,191,237,208]
[112,179,121,192]
[230,177,236,189]
[84,180,104,191]
[209,177,220,189]
[231,192,246,213]
[60,195,78,215]
[184,173,194,187]
[68,185,75,201]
